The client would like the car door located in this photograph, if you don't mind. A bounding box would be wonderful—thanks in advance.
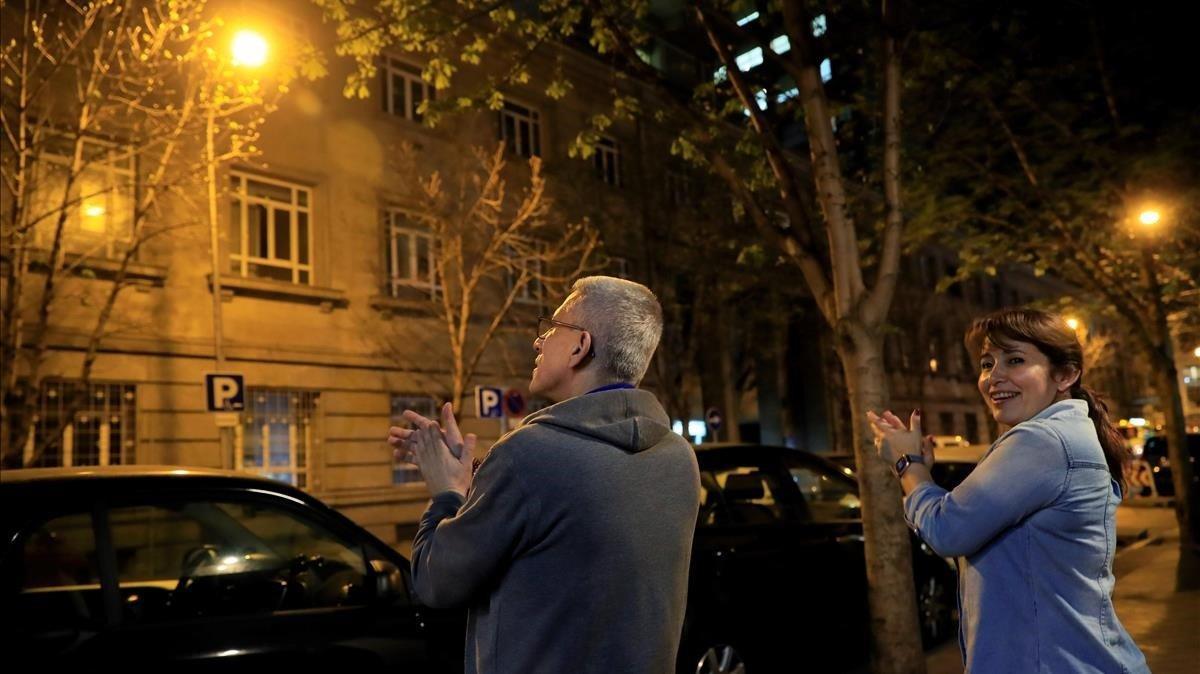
[688,450,855,668]
[780,454,871,651]
[1,506,112,664]
[90,487,446,669]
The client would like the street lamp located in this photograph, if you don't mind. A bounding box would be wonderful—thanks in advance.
[231,30,269,68]
[1065,317,1080,331]
[207,28,268,468]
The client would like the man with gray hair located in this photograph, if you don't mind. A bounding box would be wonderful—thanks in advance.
[388,275,700,674]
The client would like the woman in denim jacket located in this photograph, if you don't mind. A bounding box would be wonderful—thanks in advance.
[869,308,1148,673]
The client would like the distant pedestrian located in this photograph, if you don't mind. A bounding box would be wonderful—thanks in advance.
[868,308,1149,673]
[388,276,700,674]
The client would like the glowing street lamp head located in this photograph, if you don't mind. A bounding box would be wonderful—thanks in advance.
[1065,317,1079,331]
[1138,209,1160,227]
[231,30,268,68]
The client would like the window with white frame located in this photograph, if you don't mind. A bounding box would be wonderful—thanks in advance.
[30,135,135,259]
[384,209,439,294]
[499,101,541,158]
[505,245,544,304]
[237,388,318,489]
[228,172,314,285]
[391,394,438,484]
[25,380,136,468]
[381,57,435,122]
[593,137,621,187]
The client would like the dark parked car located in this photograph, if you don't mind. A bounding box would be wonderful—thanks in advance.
[1,467,463,670]
[1139,433,1200,497]
[680,444,959,674]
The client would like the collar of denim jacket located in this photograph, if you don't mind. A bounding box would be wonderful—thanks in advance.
[1030,398,1089,423]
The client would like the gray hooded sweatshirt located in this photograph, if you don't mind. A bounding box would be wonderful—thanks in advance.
[411,388,701,674]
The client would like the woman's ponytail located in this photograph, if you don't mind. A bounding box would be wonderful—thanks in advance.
[1074,384,1131,495]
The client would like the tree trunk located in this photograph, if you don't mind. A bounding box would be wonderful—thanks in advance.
[840,329,926,674]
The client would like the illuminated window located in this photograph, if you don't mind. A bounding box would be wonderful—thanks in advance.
[820,58,833,83]
[25,380,135,468]
[770,35,791,54]
[237,388,318,488]
[735,46,764,71]
[812,14,828,37]
[31,135,135,259]
[228,172,314,285]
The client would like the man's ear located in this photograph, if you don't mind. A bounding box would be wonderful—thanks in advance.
[568,331,593,369]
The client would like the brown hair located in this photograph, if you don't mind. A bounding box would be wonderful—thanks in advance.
[964,308,1129,493]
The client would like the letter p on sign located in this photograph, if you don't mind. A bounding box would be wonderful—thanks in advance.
[475,386,504,419]
[205,373,245,411]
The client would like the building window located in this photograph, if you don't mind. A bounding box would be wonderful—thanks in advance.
[734,46,764,72]
[812,14,828,37]
[25,380,136,468]
[820,58,833,83]
[666,171,691,207]
[593,137,621,187]
[505,246,544,304]
[499,101,541,158]
[939,412,956,436]
[391,395,438,484]
[31,135,135,259]
[237,388,318,488]
[381,57,435,122]
[965,413,980,445]
[228,172,314,285]
[384,209,438,294]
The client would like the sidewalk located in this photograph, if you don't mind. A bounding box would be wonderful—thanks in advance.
[925,505,1199,673]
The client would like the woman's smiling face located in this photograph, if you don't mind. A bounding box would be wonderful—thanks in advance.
[977,337,1078,427]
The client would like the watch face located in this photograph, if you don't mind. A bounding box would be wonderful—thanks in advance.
[894,455,911,475]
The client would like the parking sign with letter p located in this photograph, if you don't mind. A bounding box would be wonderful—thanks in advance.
[205,373,245,411]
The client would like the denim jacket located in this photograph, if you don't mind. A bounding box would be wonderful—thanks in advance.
[905,400,1149,673]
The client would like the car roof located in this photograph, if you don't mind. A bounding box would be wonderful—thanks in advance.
[0,465,276,485]
[934,444,989,464]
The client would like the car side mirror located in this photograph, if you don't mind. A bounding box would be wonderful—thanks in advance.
[370,559,405,600]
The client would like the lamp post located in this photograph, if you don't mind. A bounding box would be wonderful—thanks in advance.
[1133,206,1199,547]
[207,29,268,469]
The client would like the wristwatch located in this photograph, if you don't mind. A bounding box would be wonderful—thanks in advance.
[893,454,925,477]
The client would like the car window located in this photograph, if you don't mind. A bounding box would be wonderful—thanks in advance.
[931,462,977,491]
[108,498,370,625]
[706,467,787,525]
[789,464,861,522]
[8,512,106,632]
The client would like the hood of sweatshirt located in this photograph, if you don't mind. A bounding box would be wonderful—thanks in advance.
[521,388,673,453]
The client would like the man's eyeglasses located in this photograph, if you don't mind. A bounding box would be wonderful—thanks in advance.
[537,316,596,358]
[537,316,588,341]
